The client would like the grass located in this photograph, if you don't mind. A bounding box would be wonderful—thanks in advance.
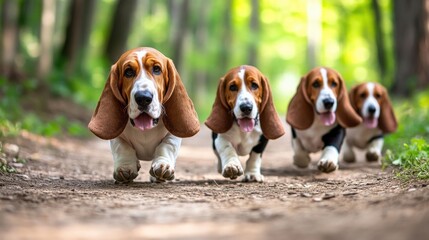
[382,90,429,181]
[383,138,429,180]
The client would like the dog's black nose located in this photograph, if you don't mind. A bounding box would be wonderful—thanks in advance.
[135,90,153,107]
[240,103,253,115]
[323,98,335,109]
[368,105,376,114]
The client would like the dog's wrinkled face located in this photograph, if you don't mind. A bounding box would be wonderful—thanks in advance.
[117,49,169,131]
[224,66,263,132]
[306,67,341,126]
[352,82,384,128]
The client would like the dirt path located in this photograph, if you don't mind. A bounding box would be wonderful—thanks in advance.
[1,125,428,240]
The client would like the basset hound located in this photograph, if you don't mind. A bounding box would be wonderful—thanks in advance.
[205,65,285,182]
[343,82,397,163]
[286,67,361,173]
[88,47,199,183]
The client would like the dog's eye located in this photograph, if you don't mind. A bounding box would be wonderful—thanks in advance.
[229,84,238,91]
[124,68,135,78]
[250,82,259,90]
[360,93,366,99]
[331,81,337,88]
[374,93,381,99]
[152,66,162,75]
[312,81,320,89]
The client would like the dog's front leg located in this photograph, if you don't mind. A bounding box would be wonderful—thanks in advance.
[292,138,311,168]
[149,133,181,182]
[110,138,140,183]
[215,135,243,180]
[342,140,356,163]
[366,137,384,163]
[318,126,345,173]
[243,136,268,183]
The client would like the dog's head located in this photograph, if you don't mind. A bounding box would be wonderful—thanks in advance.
[349,82,397,133]
[205,65,284,139]
[88,47,199,139]
[287,67,361,130]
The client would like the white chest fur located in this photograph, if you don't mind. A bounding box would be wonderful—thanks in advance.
[295,118,337,153]
[113,120,169,160]
[346,123,382,149]
[219,122,262,156]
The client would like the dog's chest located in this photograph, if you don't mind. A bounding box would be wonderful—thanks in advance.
[223,123,262,156]
[295,120,336,152]
[346,124,382,149]
[119,121,169,160]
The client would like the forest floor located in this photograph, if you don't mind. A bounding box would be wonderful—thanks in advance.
[1,124,429,240]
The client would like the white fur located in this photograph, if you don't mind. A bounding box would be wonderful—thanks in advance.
[317,146,339,172]
[215,116,264,182]
[233,67,258,119]
[293,118,339,170]
[343,83,384,163]
[361,83,380,119]
[128,50,162,120]
[110,51,181,183]
[110,120,181,182]
[316,68,337,113]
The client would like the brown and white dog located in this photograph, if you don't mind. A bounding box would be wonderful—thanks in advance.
[205,65,285,182]
[343,82,397,163]
[286,67,361,173]
[88,47,199,183]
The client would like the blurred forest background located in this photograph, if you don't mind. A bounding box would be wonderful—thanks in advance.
[0,0,428,143]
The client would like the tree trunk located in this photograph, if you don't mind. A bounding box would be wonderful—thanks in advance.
[37,0,56,81]
[169,0,189,72]
[105,0,138,64]
[306,0,321,69]
[219,0,233,73]
[392,0,429,96]
[0,0,19,79]
[371,0,387,83]
[248,0,259,66]
[192,1,209,105]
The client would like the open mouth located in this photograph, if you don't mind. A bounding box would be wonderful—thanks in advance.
[236,116,259,133]
[130,112,159,131]
[363,117,378,129]
[318,111,336,126]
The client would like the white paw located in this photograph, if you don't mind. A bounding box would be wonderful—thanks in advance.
[293,154,311,168]
[317,158,338,173]
[222,160,243,180]
[366,149,381,162]
[113,164,139,183]
[150,160,175,182]
[243,172,264,183]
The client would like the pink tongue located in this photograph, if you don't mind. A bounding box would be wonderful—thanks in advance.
[237,118,255,132]
[320,112,336,126]
[364,117,378,128]
[133,113,153,131]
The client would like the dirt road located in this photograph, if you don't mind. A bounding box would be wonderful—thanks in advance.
[1,125,428,240]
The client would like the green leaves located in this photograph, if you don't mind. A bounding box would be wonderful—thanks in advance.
[384,138,429,180]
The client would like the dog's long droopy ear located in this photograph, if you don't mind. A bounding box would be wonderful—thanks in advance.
[348,85,359,113]
[88,64,128,140]
[205,77,234,133]
[259,75,285,139]
[378,87,398,134]
[286,76,314,130]
[335,74,362,128]
[162,59,200,138]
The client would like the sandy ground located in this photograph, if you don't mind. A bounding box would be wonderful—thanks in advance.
[1,125,428,240]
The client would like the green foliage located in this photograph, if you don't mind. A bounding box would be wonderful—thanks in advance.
[383,90,429,180]
[383,138,429,180]
[384,90,429,150]
[0,78,88,138]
